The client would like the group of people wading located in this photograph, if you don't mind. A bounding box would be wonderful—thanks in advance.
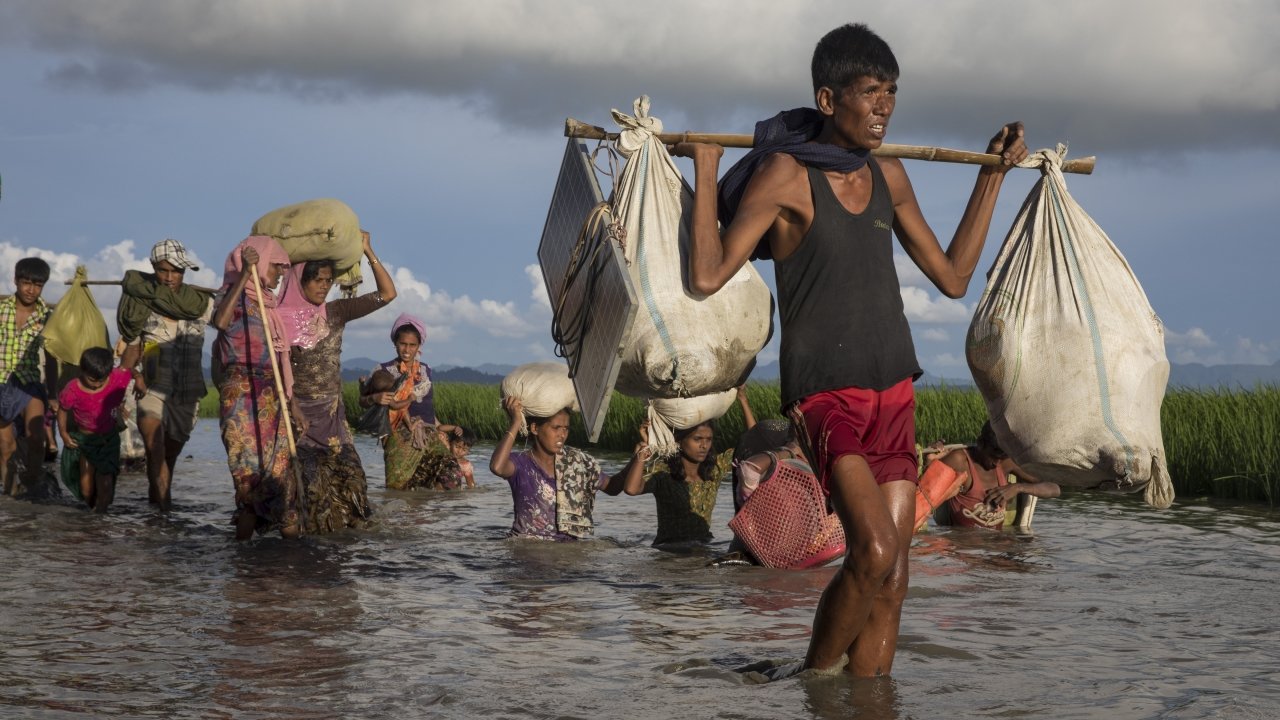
[0,231,485,541]
[1,21,1064,684]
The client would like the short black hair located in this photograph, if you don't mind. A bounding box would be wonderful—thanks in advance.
[811,23,899,97]
[453,426,477,447]
[393,324,421,344]
[301,259,337,284]
[79,347,114,381]
[15,257,51,285]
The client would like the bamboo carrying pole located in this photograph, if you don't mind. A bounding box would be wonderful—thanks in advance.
[564,118,1096,175]
[65,278,219,293]
[248,265,307,531]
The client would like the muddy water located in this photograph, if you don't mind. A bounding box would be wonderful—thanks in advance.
[2,423,1278,719]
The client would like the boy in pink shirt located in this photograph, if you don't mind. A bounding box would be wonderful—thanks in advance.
[57,347,145,511]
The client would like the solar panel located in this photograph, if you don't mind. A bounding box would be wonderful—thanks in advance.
[537,140,638,442]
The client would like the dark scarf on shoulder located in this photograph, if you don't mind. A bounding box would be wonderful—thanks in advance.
[117,270,213,343]
[717,107,871,260]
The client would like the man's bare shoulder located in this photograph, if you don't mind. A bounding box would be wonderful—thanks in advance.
[875,156,910,187]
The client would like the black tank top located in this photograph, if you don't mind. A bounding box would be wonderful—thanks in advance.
[775,160,921,407]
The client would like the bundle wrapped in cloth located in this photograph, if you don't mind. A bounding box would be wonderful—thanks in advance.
[43,266,109,365]
[645,389,738,458]
[607,97,773,400]
[501,362,579,436]
[251,198,364,290]
[966,145,1174,508]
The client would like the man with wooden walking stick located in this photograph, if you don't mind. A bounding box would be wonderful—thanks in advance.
[675,23,1028,678]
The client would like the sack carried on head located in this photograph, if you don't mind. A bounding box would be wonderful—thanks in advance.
[645,389,738,458]
[251,198,364,290]
[501,362,579,436]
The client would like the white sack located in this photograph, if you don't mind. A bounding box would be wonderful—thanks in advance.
[501,362,580,436]
[609,97,772,400]
[966,145,1173,508]
[646,389,739,458]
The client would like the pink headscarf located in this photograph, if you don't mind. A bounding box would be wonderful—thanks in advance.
[277,263,330,350]
[221,235,295,397]
[390,313,427,347]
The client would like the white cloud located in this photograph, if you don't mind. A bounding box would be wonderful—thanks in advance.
[1,241,555,364]
[525,263,550,310]
[893,253,929,289]
[1161,325,1280,365]
[899,286,970,324]
[1166,326,1214,349]
[921,327,949,343]
[929,352,967,369]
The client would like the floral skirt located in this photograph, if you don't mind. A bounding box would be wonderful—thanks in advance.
[219,367,298,535]
[298,443,371,533]
[383,420,463,491]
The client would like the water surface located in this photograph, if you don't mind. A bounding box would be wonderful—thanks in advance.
[2,424,1277,719]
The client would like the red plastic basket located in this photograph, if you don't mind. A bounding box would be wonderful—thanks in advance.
[729,460,846,569]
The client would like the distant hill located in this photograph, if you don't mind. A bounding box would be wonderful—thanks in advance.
[338,358,1280,389]
[1168,360,1280,388]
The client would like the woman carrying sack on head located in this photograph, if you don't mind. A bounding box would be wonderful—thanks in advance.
[281,230,397,533]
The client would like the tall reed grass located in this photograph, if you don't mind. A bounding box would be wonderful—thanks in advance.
[197,382,1280,505]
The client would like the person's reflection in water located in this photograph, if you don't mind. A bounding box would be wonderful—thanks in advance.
[210,543,362,717]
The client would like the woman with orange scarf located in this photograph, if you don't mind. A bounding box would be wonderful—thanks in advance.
[361,313,463,490]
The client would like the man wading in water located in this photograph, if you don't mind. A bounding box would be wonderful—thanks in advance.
[675,23,1027,677]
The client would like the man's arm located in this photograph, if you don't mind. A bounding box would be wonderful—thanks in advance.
[674,145,801,295]
[885,122,1027,299]
[986,458,1061,505]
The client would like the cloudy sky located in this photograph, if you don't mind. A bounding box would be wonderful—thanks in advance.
[1,0,1277,376]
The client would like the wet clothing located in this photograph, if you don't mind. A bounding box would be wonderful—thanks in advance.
[947,449,1011,529]
[383,420,464,491]
[379,358,436,427]
[289,294,384,532]
[641,449,733,545]
[136,390,200,445]
[775,161,920,407]
[216,299,298,535]
[124,290,213,404]
[59,429,121,500]
[506,448,607,540]
[0,295,51,387]
[787,379,918,496]
[58,369,133,435]
[0,378,44,424]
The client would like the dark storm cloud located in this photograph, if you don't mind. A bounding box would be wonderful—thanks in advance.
[3,0,1278,157]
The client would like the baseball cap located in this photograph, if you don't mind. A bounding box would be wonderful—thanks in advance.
[150,238,199,271]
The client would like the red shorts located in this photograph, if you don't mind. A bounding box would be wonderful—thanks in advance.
[787,378,919,496]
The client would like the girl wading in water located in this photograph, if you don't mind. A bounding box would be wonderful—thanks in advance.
[212,236,300,540]
[281,231,397,533]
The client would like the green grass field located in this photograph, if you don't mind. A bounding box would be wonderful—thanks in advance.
[198,381,1280,505]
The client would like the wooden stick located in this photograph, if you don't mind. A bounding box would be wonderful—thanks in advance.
[564,118,1096,175]
[248,265,307,533]
[66,278,218,293]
